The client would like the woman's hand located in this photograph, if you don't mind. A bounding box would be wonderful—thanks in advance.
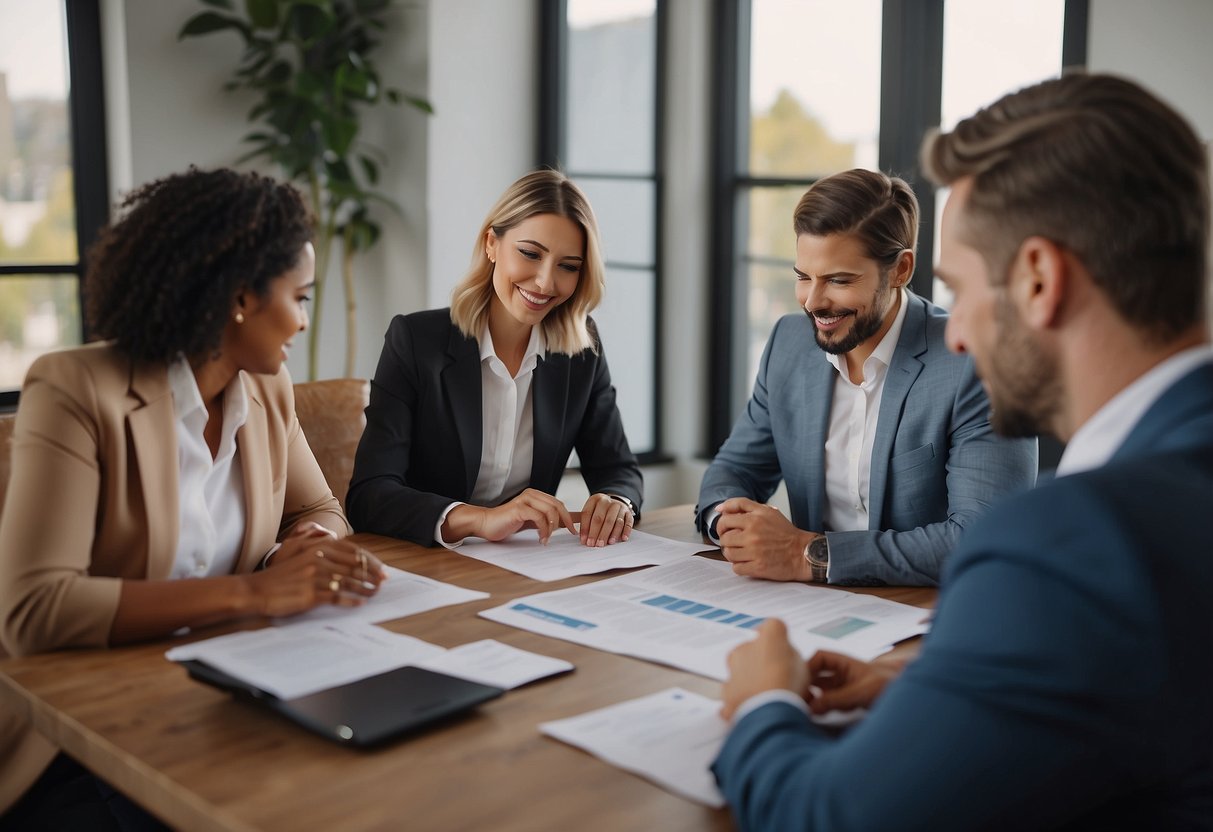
[805,650,904,714]
[443,489,576,545]
[578,493,634,547]
[245,536,386,618]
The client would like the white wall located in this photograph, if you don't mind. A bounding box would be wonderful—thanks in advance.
[1087,0,1213,141]
[101,0,429,382]
[426,0,537,310]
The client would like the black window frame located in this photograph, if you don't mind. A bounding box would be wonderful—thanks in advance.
[0,0,110,408]
[538,0,668,464]
[707,0,1088,453]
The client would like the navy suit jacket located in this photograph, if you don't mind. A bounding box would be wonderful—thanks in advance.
[697,294,1037,585]
[711,362,1213,831]
[346,309,642,545]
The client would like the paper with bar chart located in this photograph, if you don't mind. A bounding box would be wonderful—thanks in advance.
[480,557,930,680]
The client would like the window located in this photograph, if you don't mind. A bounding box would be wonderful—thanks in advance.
[539,0,665,460]
[708,0,1087,449]
[0,0,108,405]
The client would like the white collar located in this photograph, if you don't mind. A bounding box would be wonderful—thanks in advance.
[167,356,249,443]
[479,323,546,377]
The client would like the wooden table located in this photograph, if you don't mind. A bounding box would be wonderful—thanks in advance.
[0,506,935,831]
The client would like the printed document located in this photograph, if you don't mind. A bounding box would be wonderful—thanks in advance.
[455,528,714,582]
[481,558,929,679]
[540,687,727,807]
[169,623,571,699]
[283,565,488,626]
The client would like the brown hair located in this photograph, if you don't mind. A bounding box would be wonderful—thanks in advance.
[922,72,1209,343]
[793,169,919,272]
[450,169,605,355]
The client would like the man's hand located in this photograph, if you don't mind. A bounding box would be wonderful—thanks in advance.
[805,650,904,714]
[715,498,819,581]
[719,619,808,721]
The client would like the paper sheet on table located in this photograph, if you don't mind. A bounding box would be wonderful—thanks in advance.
[540,687,727,807]
[414,639,573,689]
[455,528,713,582]
[282,565,488,626]
[167,621,446,699]
[481,557,930,679]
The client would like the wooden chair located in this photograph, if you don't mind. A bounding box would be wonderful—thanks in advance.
[0,411,14,514]
[293,378,369,511]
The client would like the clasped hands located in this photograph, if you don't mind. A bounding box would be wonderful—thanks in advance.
[718,619,903,721]
[443,488,634,547]
[714,497,823,581]
[247,521,388,617]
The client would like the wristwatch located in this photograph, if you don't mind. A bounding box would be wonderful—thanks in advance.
[803,536,829,583]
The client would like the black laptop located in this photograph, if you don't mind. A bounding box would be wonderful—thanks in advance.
[181,660,504,747]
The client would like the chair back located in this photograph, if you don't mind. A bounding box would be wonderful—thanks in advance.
[293,378,369,511]
[0,411,13,514]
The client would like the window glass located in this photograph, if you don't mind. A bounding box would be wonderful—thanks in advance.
[574,177,655,267]
[933,0,1065,306]
[0,274,81,389]
[748,0,881,177]
[0,1,75,265]
[566,0,656,174]
[589,267,656,453]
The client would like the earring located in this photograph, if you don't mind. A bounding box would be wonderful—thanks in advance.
[234,312,245,324]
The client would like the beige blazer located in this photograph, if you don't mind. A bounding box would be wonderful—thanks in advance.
[0,342,349,813]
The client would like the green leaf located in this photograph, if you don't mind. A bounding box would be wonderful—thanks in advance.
[357,155,379,185]
[178,11,247,40]
[403,94,433,114]
[289,4,335,42]
[244,0,278,29]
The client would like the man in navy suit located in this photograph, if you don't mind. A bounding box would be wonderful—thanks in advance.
[711,73,1213,830]
[696,169,1036,587]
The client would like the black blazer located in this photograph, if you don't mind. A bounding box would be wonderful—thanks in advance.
[346,309,643,545]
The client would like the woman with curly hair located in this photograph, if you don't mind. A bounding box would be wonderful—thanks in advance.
[0,167,386,828]
[347,170,643,549]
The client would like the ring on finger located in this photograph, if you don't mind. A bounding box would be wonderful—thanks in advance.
[329,574,341,594]
[315,549,326,559]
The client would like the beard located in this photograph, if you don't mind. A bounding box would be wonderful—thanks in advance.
[805,282,897,356]
[983,298,1061,438]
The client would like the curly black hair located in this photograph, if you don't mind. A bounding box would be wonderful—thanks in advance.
[85,167,314,363]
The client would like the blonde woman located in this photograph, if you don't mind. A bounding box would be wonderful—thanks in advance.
[348,170,642,549]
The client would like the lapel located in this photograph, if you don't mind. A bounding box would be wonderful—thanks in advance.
[866,295,927,528]
[1112,362,1213,461]
[531,351,568,488]
[234,372,270,573]
[442,323,484,494]
[126,360,179,580]
[802,352,836,531]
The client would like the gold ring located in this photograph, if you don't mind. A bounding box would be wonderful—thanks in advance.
[315,550,325,559]
[329,575,341,593]
[358,550,368,582]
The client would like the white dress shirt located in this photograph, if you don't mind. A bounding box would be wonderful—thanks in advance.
[436,324,546,547]
[705,291,911,580]
[821,288,910,544]
[1056,345,1213,477]
[167,357,248,579]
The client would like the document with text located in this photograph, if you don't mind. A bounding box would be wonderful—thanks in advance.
[480,558,930,679]
[282,565,489,626]
[169,623,572,700]
[456,528,714,582]
[540,687,727,807]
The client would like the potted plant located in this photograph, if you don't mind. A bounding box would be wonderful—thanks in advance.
[179,0,432,379]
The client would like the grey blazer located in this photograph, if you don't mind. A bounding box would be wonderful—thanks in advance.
[696,293,1037,586]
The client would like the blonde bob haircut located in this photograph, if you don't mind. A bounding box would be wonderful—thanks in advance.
[450,169,605,355]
